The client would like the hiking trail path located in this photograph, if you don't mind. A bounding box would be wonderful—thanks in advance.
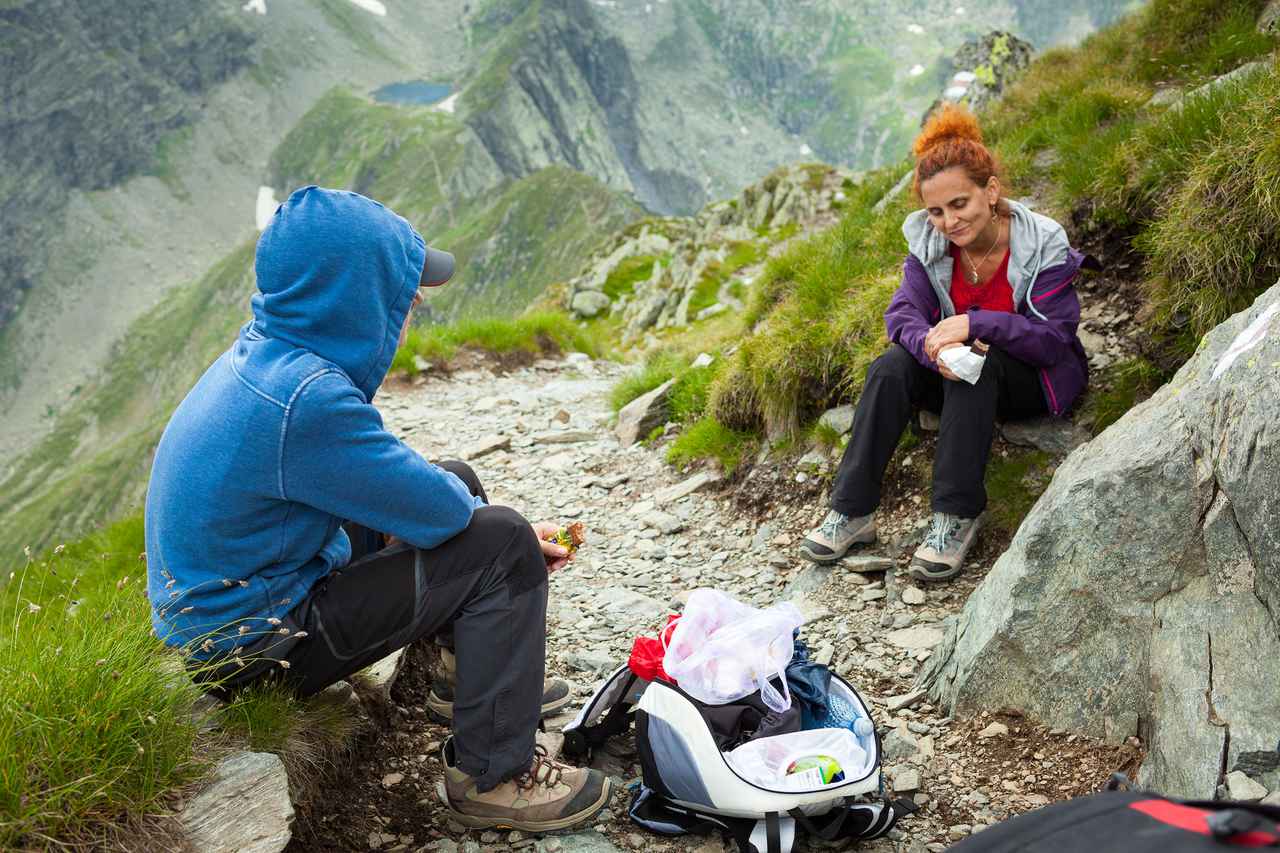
[289,353,1138,853]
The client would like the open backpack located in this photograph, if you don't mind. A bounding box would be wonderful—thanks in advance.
[562,662,916,853]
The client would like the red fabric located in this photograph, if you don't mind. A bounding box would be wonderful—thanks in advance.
[950,245,1014,315]
[1129,799,1280,847]
[628,615,680,683]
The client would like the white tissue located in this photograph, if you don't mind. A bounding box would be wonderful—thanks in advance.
[939,347,986,384]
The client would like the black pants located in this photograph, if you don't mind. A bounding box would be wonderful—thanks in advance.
[830,344,1046,519]
[205,461,548,792]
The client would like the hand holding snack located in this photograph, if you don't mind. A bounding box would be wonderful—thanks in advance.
[531,521,586,573]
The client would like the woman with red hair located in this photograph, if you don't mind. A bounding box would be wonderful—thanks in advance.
[800,105,1090,581]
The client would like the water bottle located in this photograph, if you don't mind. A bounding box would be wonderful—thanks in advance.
[820,694,874,740]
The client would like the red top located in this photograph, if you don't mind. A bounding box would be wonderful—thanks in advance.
[950,245,1014,315]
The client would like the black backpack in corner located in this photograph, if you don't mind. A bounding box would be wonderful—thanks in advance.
[946,786,1280,851]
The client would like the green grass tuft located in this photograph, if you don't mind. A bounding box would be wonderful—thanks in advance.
[666,417,758,475]
[219,683,360,788]
[0,519,203,848]
[608,350,688,413]
[394,311,602,376]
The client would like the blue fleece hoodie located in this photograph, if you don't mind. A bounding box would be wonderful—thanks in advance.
[145,186,482,656]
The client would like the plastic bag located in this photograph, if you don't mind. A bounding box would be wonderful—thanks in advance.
[663,589,803,712]
[725,728,871,792]
[629,614,680,683]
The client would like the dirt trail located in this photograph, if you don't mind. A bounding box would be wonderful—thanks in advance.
[288,353,1139,853]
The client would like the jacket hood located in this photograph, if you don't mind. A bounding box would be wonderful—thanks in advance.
[902,198,1071,317]
[250,186,426,400]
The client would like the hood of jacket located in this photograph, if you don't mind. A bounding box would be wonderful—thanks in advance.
[902,198,1071,320]
[250,186,426,401]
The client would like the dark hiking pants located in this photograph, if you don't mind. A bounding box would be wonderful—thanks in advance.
[200,461,548,792]
[830,343,1047,519]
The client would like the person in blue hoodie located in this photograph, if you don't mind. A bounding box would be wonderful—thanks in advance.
[145,187,610,832]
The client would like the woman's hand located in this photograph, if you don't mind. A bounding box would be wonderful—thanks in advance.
[925,314,970,362]
[936,342,964,381]
[531,521,572,573]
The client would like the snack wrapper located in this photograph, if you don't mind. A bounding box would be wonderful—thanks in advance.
[939,344,986,385]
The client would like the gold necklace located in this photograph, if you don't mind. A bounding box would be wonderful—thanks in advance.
[961,216,1004,284]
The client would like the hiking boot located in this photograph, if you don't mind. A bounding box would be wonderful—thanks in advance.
[441,739,612,832]
[909,512,981,581]
[799,509,876,563]
[427,648,572,723]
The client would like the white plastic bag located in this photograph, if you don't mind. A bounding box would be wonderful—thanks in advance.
[725,728,871,792]
[662,588,803,712]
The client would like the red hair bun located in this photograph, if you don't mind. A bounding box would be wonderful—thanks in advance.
[912,104,999,198]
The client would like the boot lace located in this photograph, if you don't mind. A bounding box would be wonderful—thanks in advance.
[923,513,963,552]
[818,510,850,541]
[515,745,564,791]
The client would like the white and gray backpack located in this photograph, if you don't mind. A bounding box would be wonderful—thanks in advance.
[562,664,916,853]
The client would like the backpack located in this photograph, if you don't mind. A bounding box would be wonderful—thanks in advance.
[946,781,1280,851]
[562,663,917,853]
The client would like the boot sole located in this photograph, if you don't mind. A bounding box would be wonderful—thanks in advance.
[439,778,613,833]
[426,691,574,726]
[908,556,963,582]
[798,530,877,564]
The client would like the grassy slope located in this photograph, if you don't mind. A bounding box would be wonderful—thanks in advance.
[623,0,1276,471]
[0,246,256,568]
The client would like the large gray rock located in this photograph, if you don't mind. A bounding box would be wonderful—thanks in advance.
[922,282,1280,798]
[181,751,293,852]
[615,379,675,446]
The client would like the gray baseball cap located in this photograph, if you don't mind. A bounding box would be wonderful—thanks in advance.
[421,246,456,287]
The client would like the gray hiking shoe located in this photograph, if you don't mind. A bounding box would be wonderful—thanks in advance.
[427,648,572,723]
[909,512,981,581]
[442,739,612,832]
[799,509,876,563]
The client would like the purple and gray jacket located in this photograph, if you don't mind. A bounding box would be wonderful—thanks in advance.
[884,199,1089,416]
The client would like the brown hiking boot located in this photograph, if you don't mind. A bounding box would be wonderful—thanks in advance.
[427,648,572,723]
[441,740,612,832]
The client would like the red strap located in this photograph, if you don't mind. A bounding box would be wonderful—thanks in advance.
[1130,800,1280,847]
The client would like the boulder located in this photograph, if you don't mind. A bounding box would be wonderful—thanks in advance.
[818,404,855,436]
[615,379,675,446]
[181,751,294,852]
[922,282,1280,798]
[570,290,611,319]
[923,31,1034,122]
[999,416,1090,456]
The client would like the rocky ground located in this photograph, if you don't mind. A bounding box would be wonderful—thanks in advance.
[285,351,1141,853]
